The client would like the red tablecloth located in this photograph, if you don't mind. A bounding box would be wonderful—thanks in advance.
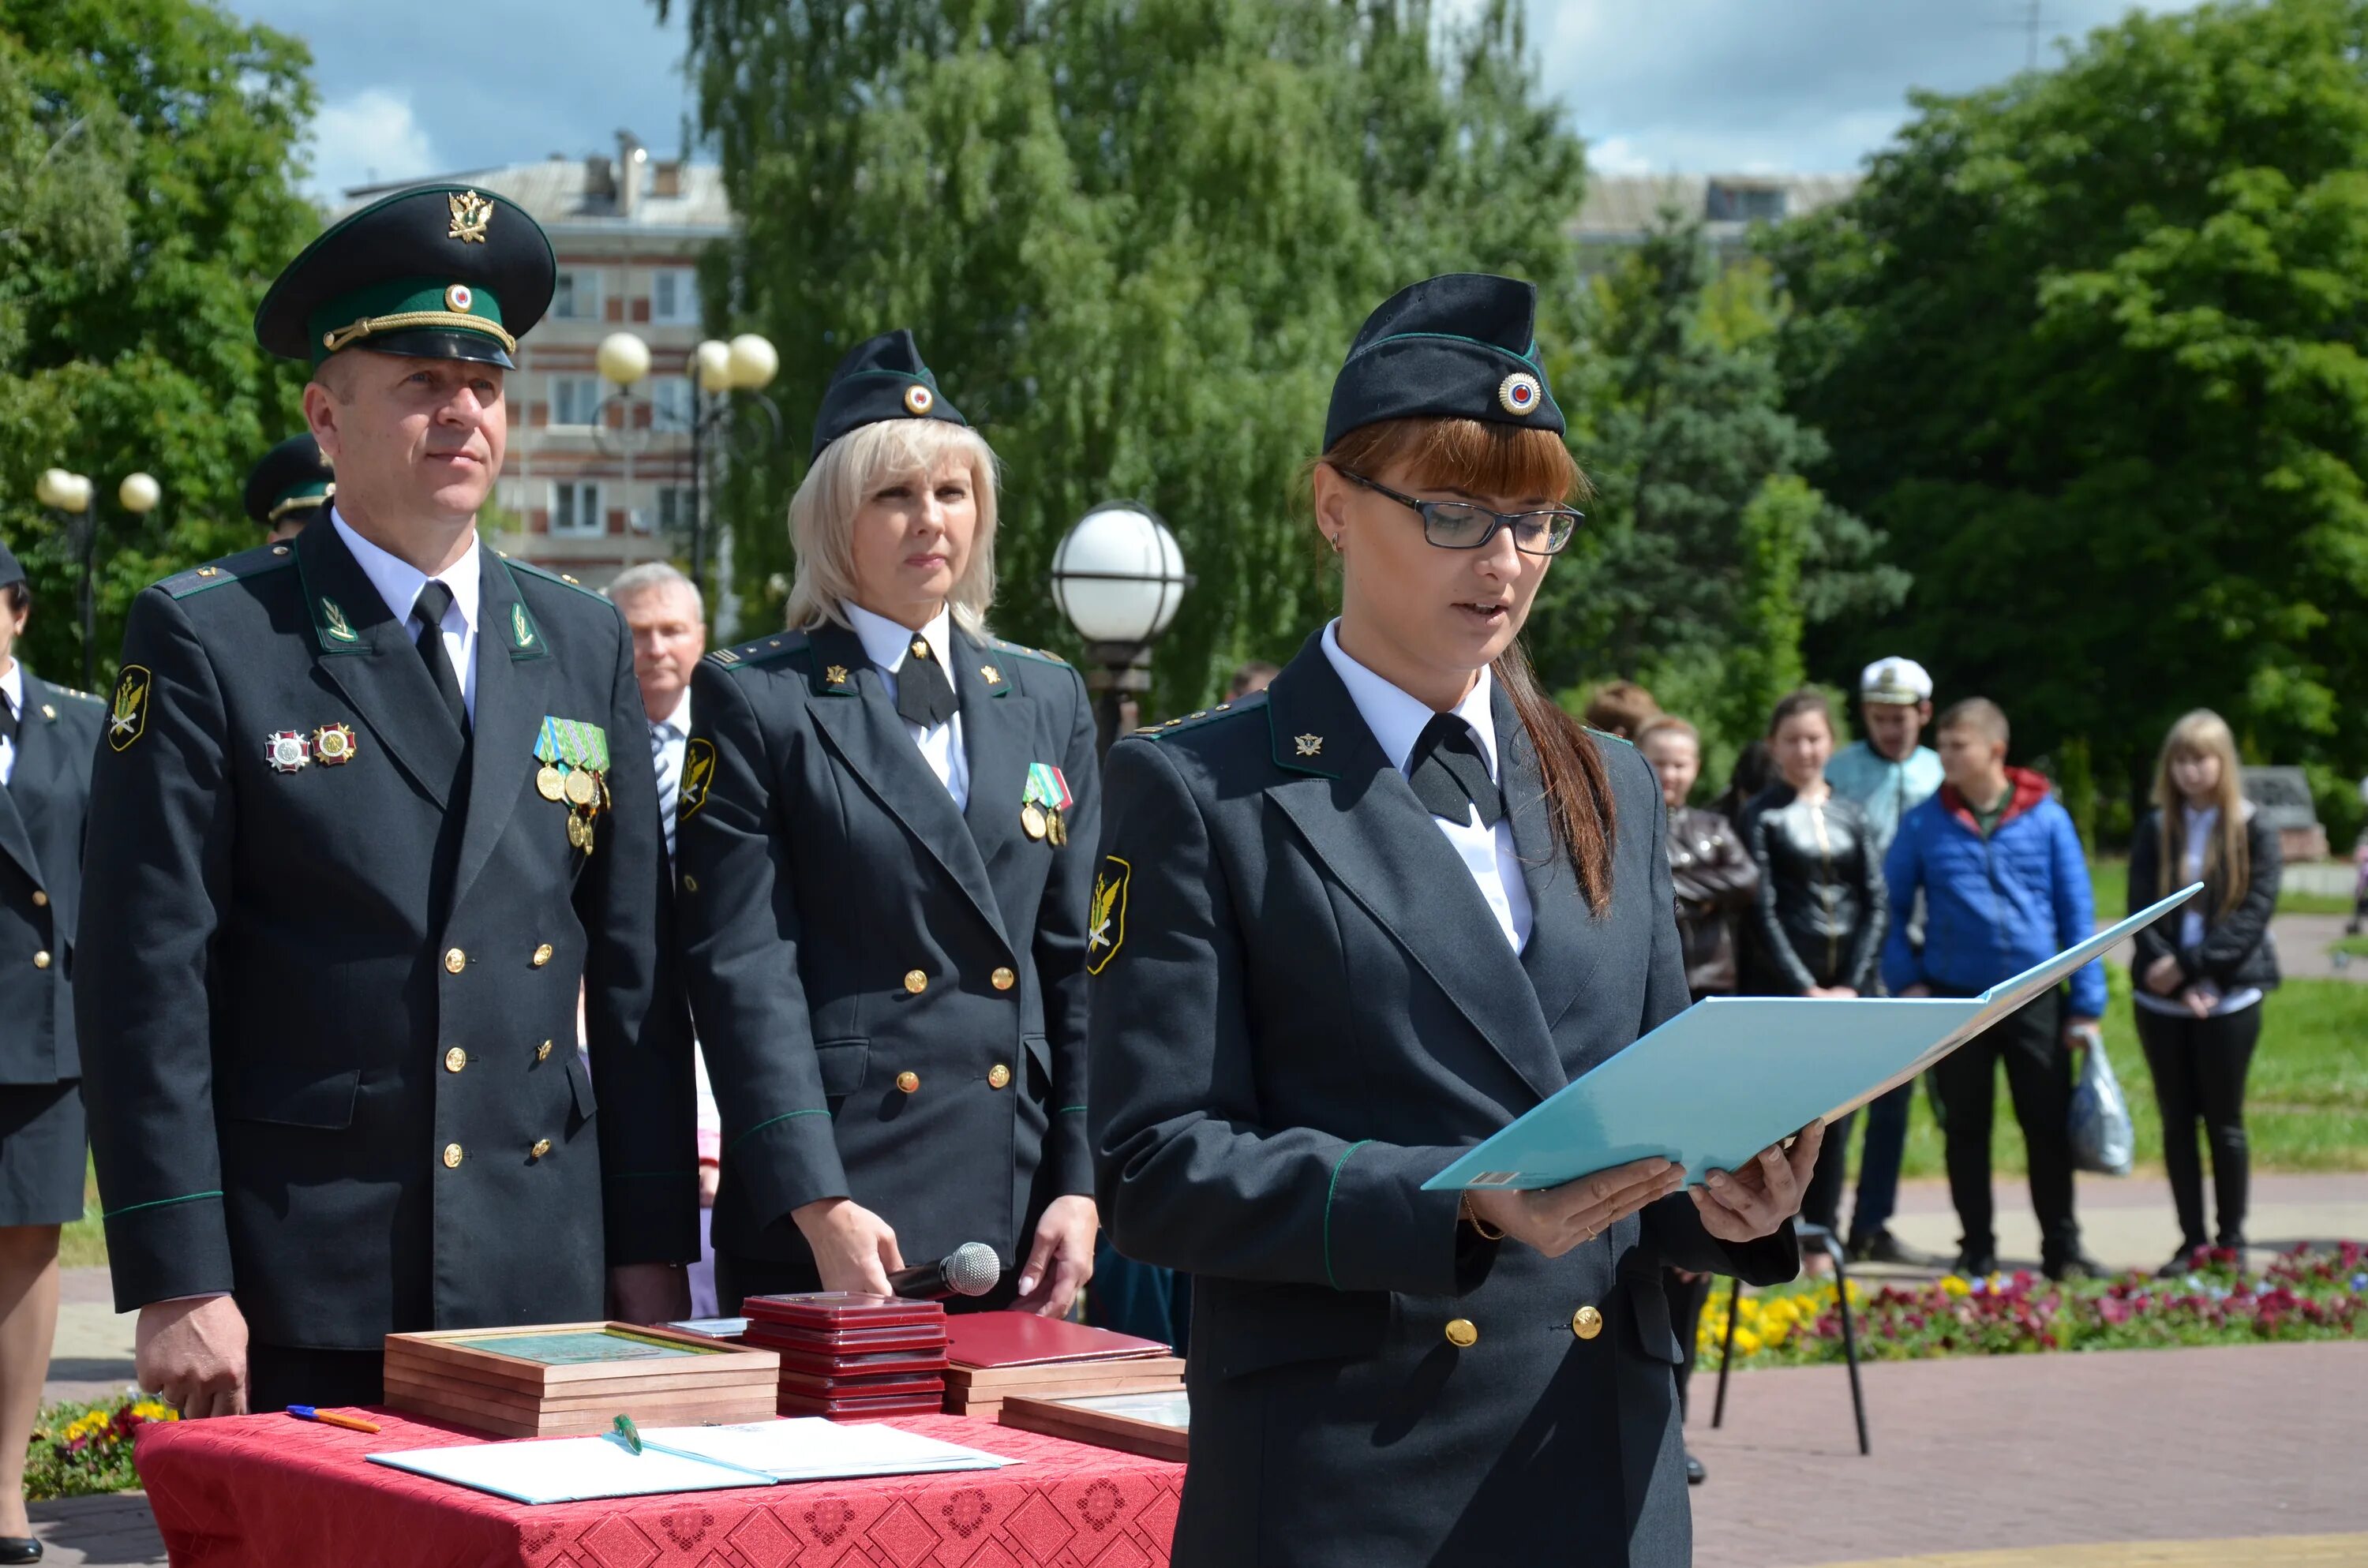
[134,1410,1182,1568]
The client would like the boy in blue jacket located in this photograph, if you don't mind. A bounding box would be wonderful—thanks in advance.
[1883,698,2108,1281]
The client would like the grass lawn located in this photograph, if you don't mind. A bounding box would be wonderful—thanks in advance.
[60,1162,104,1270]
[2090,854,2354,918]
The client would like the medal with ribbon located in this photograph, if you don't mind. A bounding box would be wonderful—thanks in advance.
[534,717,613,854]
[1021,762,1075,845]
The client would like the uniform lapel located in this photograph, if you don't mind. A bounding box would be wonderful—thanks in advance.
[803,622,1011,949]
[0,671,44,885]
[1497,682,1597,1036]
[954,626,1026,864]
[294,519,464,809]
[1259,640,1565,1105]
[448,552,554,911]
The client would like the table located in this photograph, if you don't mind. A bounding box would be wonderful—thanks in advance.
[134,1409,1182,1566]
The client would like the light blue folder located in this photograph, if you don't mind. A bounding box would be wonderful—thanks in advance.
[1423,883,2200,1193]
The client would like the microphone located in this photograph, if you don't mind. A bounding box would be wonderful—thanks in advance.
[886,1242,1002,1301]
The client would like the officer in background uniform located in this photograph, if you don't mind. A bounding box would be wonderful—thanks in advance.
[0,543,101,1559]
[676,330,1100,1317]
[1090,275,1815,1566]
[78,184,695,1418]
[244,432,335,544]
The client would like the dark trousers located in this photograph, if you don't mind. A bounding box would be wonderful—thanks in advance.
[1800,1107,1859,1235]
[246,1344,384,1413]
[1931,990,2079,1266]
[2135,1003,2262,1249]
[1845,1079,1916,1248]
[1662,1268,1713,1420]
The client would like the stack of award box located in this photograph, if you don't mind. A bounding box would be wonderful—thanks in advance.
[382,1323,781,1438]
[940,1313,1183,1420]
[740,1293,951,1420]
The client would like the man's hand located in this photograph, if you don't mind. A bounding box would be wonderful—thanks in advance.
[1806,985,1858,1000]
[2144,954,2184,996]
[136,1296,248,1419]
[1014,1196,1098,1318]
[608,1263,691,1324]
[698,1163,720,1207]
[2064,1016,2102,1053]
[1466,1158,1687,1258]
[792,1197,903,1297]
[1692,1122,1823,1244]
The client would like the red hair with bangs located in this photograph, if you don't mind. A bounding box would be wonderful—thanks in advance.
[1318,417,1617,915]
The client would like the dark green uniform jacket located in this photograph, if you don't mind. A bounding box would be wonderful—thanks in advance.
[1091,634,1800,1567]
[77,519,695,1350]
[675,619,1097,1290]
[0,669,101,1083]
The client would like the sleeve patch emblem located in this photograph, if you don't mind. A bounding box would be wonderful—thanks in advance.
[107,665,151,752]
[678,737,717,821]
[1086,856,1131,975]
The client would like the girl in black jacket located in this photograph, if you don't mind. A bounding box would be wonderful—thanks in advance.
[2128,708,2280,1274]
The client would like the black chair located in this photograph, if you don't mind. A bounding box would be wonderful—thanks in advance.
[1709,1219,1870,1454]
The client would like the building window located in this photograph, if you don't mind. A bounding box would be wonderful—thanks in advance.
[1705,181,1787,223]
[553,481,604,536]
[651,375,695,431]
[657,485,694,534]
[552,376,604,427]
[650,268,700,326]
[552,270,601,320]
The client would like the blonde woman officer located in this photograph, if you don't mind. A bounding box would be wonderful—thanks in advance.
[676,331,1098,1316]
[1090,276,1816,1566]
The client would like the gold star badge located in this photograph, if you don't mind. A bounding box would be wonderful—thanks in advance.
[1295,733,1324,757]
[981,665,1002,686]
[826,665,850,685]
[447,189,493,244]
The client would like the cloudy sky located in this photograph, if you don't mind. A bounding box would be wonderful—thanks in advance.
[230,0,2205,200]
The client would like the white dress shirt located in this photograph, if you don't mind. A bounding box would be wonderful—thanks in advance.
[1320,619,1531,952]
[0,660,21,788]
[843,600,969,811]
[651,686,692,856]
[332,510,481,722]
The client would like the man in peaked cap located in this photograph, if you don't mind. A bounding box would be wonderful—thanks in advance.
[244,432,336,543]
[78,184,695,1417]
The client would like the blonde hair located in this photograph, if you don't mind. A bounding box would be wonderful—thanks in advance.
[2153,708,2250,916]
[782,418,1001,635]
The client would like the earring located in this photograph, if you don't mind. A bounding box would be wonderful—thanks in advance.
[1327,534,1342,554]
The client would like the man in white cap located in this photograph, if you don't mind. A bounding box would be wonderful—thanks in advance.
[1825,656,1947,1266]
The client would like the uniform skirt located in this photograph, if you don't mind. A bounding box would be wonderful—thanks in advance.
[0,1081,85,1227]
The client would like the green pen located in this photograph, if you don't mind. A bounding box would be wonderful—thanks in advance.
[611,1413,642,1454]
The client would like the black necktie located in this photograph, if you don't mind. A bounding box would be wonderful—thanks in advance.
[896,635,957,729]
[1407,712,1503,829]
[0,698,16,744]
[414,580,468,735]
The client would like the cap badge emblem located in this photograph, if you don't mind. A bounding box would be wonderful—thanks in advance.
[445,283,474,313]
[1497,372,1542,417]
[447,189,493,245]
[904,384,935,415]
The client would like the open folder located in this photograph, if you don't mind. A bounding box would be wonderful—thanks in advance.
[1424,882,2201,1194]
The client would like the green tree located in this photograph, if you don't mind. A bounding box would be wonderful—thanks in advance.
[1770,0,2368,811]
[664,0,1586,711]
[0,0,316,686]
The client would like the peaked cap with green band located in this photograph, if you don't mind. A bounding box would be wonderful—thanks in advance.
[243,432,335,527]
[811,328,967,458]
[1321,272,1564,450]
[255,183,555,369]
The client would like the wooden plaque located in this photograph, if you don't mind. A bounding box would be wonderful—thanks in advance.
[382,1321,780,1438]
[999,1390,1190,1462]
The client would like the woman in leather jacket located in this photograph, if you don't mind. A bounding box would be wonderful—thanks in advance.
[1740,689,1888,1244]
[1639,717,1758,1001]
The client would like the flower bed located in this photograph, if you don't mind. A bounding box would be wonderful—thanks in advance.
[1702,1242,2367,1368]
[26,1396,177,1499]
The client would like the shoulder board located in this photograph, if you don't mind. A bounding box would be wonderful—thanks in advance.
[980,635,1071,669]
[1583,725,1634,750]
[499,554,605,600]
[159,543,298,600]
[705,631,811,673]
[51,686,103,705]
[1135,694,1266,740]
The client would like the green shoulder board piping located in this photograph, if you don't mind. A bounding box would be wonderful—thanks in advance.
[499,554,608,601]
[705,631,811,675]
[1136,697,1265,741]
[159,544,299,601]
[981,635,1071,669]
[1583,725,1634,750]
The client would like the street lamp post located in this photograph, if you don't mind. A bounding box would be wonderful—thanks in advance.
[684,334,781,612]
[36,468,157,688]
[1050,503,1190,755]
[594,329,654,553]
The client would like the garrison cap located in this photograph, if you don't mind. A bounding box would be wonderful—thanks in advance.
[243,433,335,528]
[811,329,967,458]
[255,184,555,369]
[1322,273,1564,451]
[0,538,21,593]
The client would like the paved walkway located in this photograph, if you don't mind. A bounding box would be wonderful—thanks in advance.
[1690,1342,2368,1566]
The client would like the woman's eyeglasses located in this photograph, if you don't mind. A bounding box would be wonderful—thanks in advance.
[1334,469,1582,556]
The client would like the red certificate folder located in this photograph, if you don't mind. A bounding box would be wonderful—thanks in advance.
[945,1312,1168,1369]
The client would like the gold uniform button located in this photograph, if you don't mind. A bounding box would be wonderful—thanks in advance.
[530,1139,553,1159]
[444,1047,467,1073]
[29,891,46,908]
[536,1040,554,1062]
[442,1143,464,1169]
[1444,1319,1478,1349]
[681,874,699,893]
[987,1064,1012,1091]
[991,967,1016,992]
[531,944,554,967]
[896,1071,920,1095]
[1572,1305,1604,1341]
[31,951,51,971]
[444,948,466,974]
[903,970,927,995]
